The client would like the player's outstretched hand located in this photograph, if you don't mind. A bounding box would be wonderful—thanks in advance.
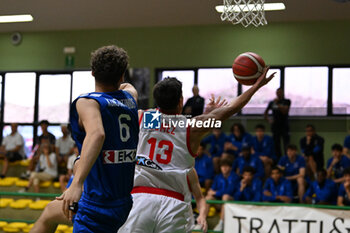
[56,183,82,221]
[196,215,208,233]
[203,94,228,114]
[253,66,276,89]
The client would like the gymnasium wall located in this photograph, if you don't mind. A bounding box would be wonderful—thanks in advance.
[0,20,349,160]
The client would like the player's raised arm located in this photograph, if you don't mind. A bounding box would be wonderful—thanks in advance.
[120,83,138,102]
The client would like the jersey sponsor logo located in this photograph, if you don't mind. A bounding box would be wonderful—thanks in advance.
[105,98,136,109]
[136,156,162,170]
[143,110,161,129]
[102,149,136,164]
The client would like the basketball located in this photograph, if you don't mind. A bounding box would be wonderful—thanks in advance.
[232,52,266,86]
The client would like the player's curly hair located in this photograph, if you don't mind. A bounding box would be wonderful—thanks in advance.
[153,78,182,111]
[90,45,129,86]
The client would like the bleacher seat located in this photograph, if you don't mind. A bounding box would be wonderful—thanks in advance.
[53,182,61,189]
[15,180,29,187]
[0,198,14,208]
[22,224,34,233]
[20,160,30,167]
[10,199,33,209]
[0,179,15,187]
[8,222,28,230]
[39,181,52,188]
[2,226,20,233]
[29,200,51,210]
[0,221,8,229]
[57,224,69,231]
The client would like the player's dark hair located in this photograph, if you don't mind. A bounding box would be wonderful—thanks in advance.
[199,142,206,149]
[153,78,182,111]
[271,166,282,174]
[241,145,251,152]
[220,158,232,167]
[243,166,255,175]
[331,143,343,152]
[344,168,350,176]
[231,123,246,136]
[39,120,49,125]
[90,45,129,86]
[287,144,298,151]
[317,168,327,177]
[255,124,265,131]
[306,124,315,130]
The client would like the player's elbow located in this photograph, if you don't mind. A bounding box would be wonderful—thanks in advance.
[92,130,105,143]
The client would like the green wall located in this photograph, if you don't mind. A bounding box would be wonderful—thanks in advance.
[1,20,349,162]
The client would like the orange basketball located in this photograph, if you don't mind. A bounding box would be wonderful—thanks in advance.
[232,52,266,86]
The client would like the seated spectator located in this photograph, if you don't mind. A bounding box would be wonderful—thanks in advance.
[234,166,262,202]
[21,143,57,193]
[343,130,350,158]
[278,144,306,203]
[304,169,337,205]
[252,124,276,178]
[224,123,253,158]
[233,146,264,179]
[263,166,293,203]
[195,144,214,192]
[300,124,324,179]
[327,144,350,184]
[201,128,226,173]
[337,168,350,206]
[0,123,25,178]
[55,124,75,165]
[59,145,78,192]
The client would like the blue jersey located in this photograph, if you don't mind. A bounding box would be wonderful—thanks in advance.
[252,135,276,161]
[278,155,305,177]
[201,133,227,157]
[211,171,240,198]
[327,155,350,179]
[304,179,337,204]
[338,183,350,206]
[232,154,265,179]
[263,177,293,202]
[226,132,253,157]
[234,178,262,202]
[344,135,350,150]
[195,154,214,184]
[70,91,139,204]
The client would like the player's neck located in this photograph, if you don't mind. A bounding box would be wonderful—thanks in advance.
[95,83,120,93]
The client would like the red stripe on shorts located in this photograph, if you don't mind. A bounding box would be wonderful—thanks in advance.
[131,186,184,201]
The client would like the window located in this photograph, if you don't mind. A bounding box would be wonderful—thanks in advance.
[333,68,350,114]
[72,71,95,101]
[242,69,281,114]
[198,68,238,104]
[2,125,34,158]
[39,74,71,123]
[4,73,36,123]
[161,70,195,103]
[284,67,329,116]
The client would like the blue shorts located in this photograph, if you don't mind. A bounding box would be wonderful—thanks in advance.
[72,195,132,233]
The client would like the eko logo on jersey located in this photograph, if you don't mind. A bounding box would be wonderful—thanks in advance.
[143,110,161,129]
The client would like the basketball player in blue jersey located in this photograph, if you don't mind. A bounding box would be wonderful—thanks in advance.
[57,45,139,233]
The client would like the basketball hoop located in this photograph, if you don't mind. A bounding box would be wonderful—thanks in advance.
[220,0,268,27]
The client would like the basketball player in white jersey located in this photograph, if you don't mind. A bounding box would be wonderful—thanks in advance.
[119,67,274,233]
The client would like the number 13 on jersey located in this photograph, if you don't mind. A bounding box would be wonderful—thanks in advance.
[147,138,174,164]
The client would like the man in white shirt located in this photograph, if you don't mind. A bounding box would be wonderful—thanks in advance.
[55,124,75,165]
[0,123,25,178]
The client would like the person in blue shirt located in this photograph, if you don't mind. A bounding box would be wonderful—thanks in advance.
[327,144,350,184]
[263,166,293,203]
[234,166,262,202]
[232,146,264,179]
[344,130,350,158]
[195,143,215,191]
[252,124,276,178]
[304,169,337,205]
[201,128,227,173]
[278,144,306,203]
[337,168,350,206]
[58,45,139,232]
[224,123,253,158]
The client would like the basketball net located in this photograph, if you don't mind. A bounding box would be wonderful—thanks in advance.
[220,0,268,27]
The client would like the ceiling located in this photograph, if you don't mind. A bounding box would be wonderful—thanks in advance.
[0,0,350,32]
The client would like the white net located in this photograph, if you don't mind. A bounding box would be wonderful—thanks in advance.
[220,0,268,27]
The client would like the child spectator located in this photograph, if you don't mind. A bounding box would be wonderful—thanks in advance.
[263,166,293,203]
[201,128,226,173]
[224,123,252,158]
[234,166,262,202]
[58,145,78,192]
[304,169,337,205]
[0,123,25,178]
[195,144,214,192]
[344,129,350,158]
[232,146,264,179]
[252,124,276,177]
[300,124,324,179]
[55,124,75,165]
[21,143,57,193]
[337,168,350,206]
[327,144,350,183]
[278,144,306,203]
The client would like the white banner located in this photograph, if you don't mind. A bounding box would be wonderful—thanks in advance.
[224,203,350,233]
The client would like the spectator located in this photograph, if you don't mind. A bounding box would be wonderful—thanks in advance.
[300,125,325,179]
[232,146,264,180]
[21,143,57,193]
[252,124,276,177]
[344,129,350,158]
[278,144,306,202]
[337,168,350,206]
[234,166,262,202]
[0,123,25,178]
[264,88,291,159]
[182,85,205,117]
[55,124,75,165]
[59,145,78,192]
[201,128,227,173]
[263,166,293,203]
[224,123,253,158]
[304,169,337,205]
[327,144,350,183]
[195,144,215,192]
